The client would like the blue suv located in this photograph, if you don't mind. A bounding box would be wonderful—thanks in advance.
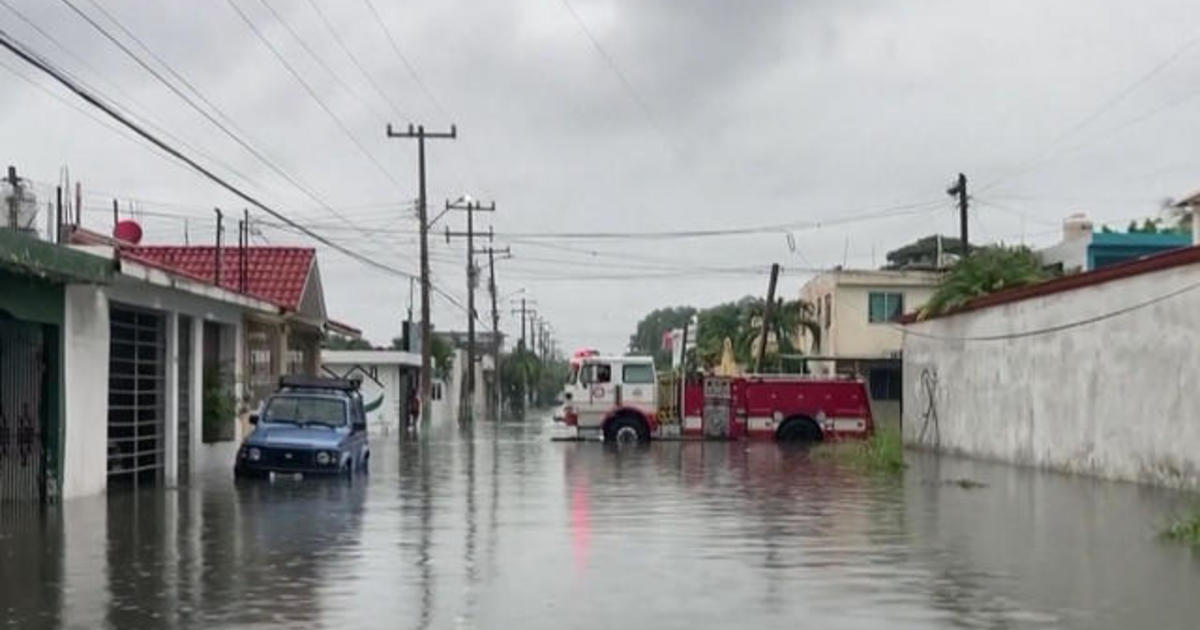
[234,376,369,479]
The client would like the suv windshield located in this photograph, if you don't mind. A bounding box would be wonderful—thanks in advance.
[264,395,346,427]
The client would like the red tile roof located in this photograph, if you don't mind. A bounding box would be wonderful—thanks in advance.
[904,244,1200,323]
[120,246,315,310]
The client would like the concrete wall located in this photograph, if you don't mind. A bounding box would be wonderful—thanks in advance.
[62,285,109,500]
[902,261,1200,489]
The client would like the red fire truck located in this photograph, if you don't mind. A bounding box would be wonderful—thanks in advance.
[559,354,873,443]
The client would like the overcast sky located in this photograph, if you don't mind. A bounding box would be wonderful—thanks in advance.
[2,0,1199,352]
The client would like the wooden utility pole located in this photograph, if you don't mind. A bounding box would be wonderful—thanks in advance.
[755,263,781,373]
[445,198,495,420]
[475,231,510,419]
[386,123,457,422]
[947,173,969,258]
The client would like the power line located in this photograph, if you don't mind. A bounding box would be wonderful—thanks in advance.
[0,27,492,312]
[557,0,677,158]
[224,0,405,191]
[62,0,354,207]
[981,30,1200,193]
[63,0,421,269]
[257,0,390,123]
[901,276,1200,342]
[360,0,446,119]
[304,0,407,119]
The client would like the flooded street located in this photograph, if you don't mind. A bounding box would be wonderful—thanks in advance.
[4,414,1200,630]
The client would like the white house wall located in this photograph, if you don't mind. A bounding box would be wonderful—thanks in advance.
[62,285,110,500]
[902,262,1200,489]
[62,278,265,499]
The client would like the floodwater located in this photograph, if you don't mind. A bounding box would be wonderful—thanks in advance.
[3,415,1200,629]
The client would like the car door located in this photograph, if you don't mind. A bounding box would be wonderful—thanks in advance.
[576,361,615,429]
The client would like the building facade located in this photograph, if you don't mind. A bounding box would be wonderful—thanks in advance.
[799,268,942,425]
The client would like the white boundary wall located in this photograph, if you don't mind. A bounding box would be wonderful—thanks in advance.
[902,260,1200,489]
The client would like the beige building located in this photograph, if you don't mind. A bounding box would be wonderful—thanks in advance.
[798,269,942,425]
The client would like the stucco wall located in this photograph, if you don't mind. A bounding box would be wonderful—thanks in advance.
[62,285,109,500]
[902,262,1200,489]
[832,283,936,357]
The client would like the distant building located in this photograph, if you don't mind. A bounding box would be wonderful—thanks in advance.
[798,268,943,425]
[1038,213,1191,273]
[321,350,420,435]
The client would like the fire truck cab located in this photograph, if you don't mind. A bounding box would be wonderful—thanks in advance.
[562,355,658,442]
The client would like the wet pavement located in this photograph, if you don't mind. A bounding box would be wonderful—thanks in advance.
[3,413,1200,629]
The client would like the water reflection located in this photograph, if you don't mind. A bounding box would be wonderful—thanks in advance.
[2,418,1200,629]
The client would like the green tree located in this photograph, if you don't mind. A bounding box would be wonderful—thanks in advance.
[429,333,455,380]
[324,333,372,350]
[694,298,748,366]
[920,245,1050,318]
[738,297,820,371]
[627,305,697,368]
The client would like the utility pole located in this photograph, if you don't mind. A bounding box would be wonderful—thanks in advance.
[445,198,495,420]
[511,298,537,351]
[947,173,969,258]
[387,123,457,422]
[5,166,19,230]
[474,231,510,420]
[213,208,223,288]
[755,263,780,373]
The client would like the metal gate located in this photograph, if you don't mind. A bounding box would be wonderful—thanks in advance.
[107,305,165,485]
[0,318,45,501]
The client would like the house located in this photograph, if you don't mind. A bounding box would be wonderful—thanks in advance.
[0,228,112,502]
[321,350,421,435]
[14,224,357,500]
[798,268,943,425]
[1039,213,1191,273]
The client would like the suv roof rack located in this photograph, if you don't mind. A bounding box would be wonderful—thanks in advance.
[279,375,360,391]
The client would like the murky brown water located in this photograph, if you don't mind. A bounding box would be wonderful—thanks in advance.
[3,415,1200,629]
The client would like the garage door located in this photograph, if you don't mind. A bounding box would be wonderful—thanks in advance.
[108,305,165,485]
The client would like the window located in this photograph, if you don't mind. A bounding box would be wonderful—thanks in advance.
[595,364,612,383]
[431,383,443,401]
[823,294,832,329]
[868,292,904,323]
[264,396,346,427]
[580,363,612,385]
[869,367,902,401]
[622,363,654,384]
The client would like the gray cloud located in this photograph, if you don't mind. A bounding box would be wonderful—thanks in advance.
[1,0,1198,352]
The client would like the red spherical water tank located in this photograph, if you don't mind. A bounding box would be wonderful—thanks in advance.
[113,220,143,244]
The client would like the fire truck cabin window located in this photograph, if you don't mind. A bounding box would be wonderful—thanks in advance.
[622,364,654,384]
[595,363,612,383]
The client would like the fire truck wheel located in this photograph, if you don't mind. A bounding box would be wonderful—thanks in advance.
[605,415,650,443]
[776,417,823,443]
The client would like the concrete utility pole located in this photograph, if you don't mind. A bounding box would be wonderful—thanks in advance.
[445,198,496,420]
[947,173,969,258]
[755,263,781,373]
[386,123,457,422]
[474,231,510,420]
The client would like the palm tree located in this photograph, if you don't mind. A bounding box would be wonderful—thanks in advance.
[920,245,1050,318]
[738,298,821,368]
